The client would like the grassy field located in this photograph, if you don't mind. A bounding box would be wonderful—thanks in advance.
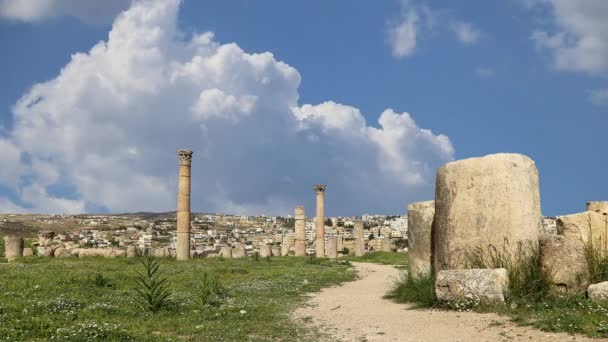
[345,251,408,265]
[0,256,355,341]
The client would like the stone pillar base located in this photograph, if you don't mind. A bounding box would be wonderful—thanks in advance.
[295,240,306,256]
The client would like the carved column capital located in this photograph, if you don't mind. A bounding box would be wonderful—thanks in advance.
[313,184,327,194]
[178,149,193,166]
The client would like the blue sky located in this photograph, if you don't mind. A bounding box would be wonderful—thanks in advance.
[0,0,606,216]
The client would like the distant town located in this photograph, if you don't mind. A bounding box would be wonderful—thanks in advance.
[0,212,559,259]
[0,212,409,257]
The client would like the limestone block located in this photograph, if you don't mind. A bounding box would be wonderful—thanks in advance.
[407,200,435,279]
[232,246,245,259]
[37,246,55,257]
[435,268,509,303]
[540,211,608,292]
[587,281,608,301]
[111,249,126,257]
[259,245,271,257]
[22,248,34,257]
[587,202,608,215]
[37,231,55,247]
[434,153,541,271]
[126,246,138,257]
[220,246,232,259]
[271,245,281,257]
[53,247,72,258]
[327,236,338,259]
[4,237,24,259]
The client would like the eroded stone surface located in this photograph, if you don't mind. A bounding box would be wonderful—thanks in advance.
[435,268,509,303]
[4,237,24,259]
[541,210,608,292]
[407,200,434,279]
[434,153,541,271]
[588,281,608,301]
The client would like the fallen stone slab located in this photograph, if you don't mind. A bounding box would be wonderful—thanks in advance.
[435,268,509,304]
[587,281,608,301]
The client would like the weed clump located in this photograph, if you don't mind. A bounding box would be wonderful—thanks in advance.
[195,272,229,308]
[133,256,171,313]
[388,272,436,308]
[465,240,551,302]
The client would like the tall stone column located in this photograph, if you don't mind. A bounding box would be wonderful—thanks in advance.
[176,149,193,261]
[314,184,327,257]
[294,206,306,256]
[354,221,365,256]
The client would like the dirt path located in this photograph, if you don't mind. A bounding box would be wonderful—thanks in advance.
[292,262,601,342]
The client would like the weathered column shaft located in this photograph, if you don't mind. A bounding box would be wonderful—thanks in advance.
[314,185,327,257]
[327,236,338,259]
[354,221,365,256]
[295,205,307,256]
[176,149,192,261]
[4,237,24,259]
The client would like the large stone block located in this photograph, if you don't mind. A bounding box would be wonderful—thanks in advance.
[271,245,281,257]
[4,237,24,259]
[381,238,392,252]
[588,281,608,301]
[220,246,232,259]
[232,246,246,259]
[22,248,34,257]
[540,211,608,292]
[407,201,434,279]
[435,268,509,303]
[434,153,541,271]
[37,231,55,247]
[587,201,608,215]
[259,245,271,257]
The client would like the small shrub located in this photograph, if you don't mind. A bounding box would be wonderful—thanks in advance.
[133,256,171,313]
[583,223,608,284]
[195,272,229,308]
[466,240,551,302]
[252,252,260,262]
[92,273,113,288]
[306,255,321,265]
[388,273,436,308]
[265,256,272,262]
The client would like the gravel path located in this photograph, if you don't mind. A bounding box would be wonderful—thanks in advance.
[292,262,601,342]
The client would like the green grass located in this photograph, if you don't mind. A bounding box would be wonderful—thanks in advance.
[0,256,355,341]
[345,252,408,265]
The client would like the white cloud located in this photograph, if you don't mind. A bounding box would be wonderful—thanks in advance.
[452,21,480,45]
[387,5,420,58]
[590,88,608,106]
[530,0,608,75]
[1,0,454,215]
[474,66,495,78]
[386,1,481,58]
[0,0,131,24]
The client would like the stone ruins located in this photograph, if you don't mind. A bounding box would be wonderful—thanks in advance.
[176,149,193,261]
[403,152,607,303]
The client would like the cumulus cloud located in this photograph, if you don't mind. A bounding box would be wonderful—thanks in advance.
[452,21,480,45]
[589,88,608,106]
[0,0,130,24]
[529,0,608,75]
[386,1,480,58]
[0,0,454,215]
